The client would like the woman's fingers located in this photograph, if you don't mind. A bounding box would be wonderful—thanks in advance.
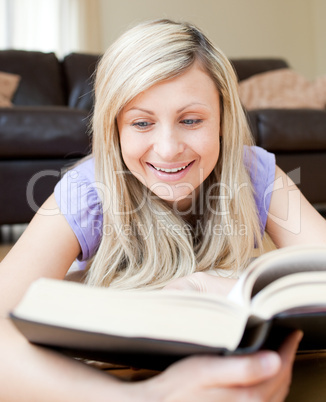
[161,352,281,387]
[140,332,302,402]
[163,272,237,295]
[247,330,303,402]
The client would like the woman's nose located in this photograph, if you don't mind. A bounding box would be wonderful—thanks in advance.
[152,129,185,160]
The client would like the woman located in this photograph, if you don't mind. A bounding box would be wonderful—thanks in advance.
[0,19,324,401]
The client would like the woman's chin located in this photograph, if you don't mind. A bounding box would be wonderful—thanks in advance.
[158,194,196,213]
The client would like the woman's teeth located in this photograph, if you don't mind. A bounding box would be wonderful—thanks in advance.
[152,163,190,173]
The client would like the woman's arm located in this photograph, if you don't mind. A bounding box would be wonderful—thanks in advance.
[0,194,135,402]
[266,165,326,248]
[0,318,132,402]
[0,316,300,402]
[0,194,127,402]
[0,194,81,316]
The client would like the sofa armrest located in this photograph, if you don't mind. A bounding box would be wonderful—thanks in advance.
[0,107,91,158]
[247,109,326,152]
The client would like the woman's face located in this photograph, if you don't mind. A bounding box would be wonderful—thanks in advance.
[117,63,221,212]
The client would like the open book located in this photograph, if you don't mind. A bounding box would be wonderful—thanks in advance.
[10,244,326,370]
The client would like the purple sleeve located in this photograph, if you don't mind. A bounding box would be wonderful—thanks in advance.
[246,146,276,233]
[54,158,103,263]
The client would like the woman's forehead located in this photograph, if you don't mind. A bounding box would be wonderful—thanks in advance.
[118,64,219,114]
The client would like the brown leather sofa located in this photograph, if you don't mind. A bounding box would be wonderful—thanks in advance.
[232,58,326,211]
[0,50,98,224]
[0,51,325,225]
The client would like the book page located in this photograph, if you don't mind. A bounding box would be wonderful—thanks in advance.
[228,245,326,305]
[12,278,249,352]
[250,271,326,318]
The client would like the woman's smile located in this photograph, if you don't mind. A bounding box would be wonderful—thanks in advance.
[146,160,195,181]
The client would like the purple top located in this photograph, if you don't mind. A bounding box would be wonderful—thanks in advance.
[54,146,275,267]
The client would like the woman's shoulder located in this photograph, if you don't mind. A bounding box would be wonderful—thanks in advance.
[244,145,275,184]
[244,146,276,231]
[55,154,102,210]
[66,156,96,183]
[244,145,275,168]
[54,156,102,263]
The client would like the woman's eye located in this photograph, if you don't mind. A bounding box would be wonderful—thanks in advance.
[132,121,153,129]
[181,119,202,126]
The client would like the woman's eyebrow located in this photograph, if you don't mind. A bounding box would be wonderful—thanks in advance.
[125,107,154,115]
[125,102,209,115]
[177,102,208,113]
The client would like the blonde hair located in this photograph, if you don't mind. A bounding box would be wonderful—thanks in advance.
[85,19,263,289]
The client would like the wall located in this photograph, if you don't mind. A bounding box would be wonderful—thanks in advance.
[99,0,325,79]
[312,0,326,77]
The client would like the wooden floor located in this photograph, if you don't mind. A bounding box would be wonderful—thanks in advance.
[0,244,12,261]
[0,224,27,262]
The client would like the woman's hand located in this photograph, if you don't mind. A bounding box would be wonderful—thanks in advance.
[163,272,237,297]
[131,331,302,402]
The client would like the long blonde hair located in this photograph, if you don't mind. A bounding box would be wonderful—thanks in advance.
[85,19,263,289]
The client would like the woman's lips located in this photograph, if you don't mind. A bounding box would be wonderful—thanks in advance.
[146,161,195,181]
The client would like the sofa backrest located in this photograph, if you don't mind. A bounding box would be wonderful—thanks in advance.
[62,55,289,110]
[0,50,290,110]
[62,53,100,110]
[0,50,65,106]
[230,58,289,81]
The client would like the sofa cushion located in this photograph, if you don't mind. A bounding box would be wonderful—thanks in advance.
[0,71,21,106]
[0,50,65,106]
[248,109,326,151]
[0,107,91,158]
[63,53,100,110]
[239,69,326,110]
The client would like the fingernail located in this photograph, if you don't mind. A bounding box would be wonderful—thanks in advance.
[259,352,281,375]
[296,330,304,343]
